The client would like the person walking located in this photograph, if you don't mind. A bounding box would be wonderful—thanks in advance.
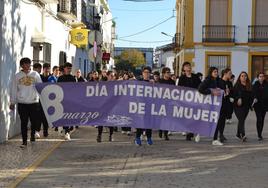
[226,74,235,124]
[35,63,51,138]
[135,66,153,146]
[252,72,268,141]
[217,68,233,143]
[158,67,175,141]
[10,57,42,148]
[198,67,223,146]
[178,62,201,142]
[233,71,253,142]
[57,62,77,140]
[96,71,115,142]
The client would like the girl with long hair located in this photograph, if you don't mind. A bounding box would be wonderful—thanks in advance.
[233,71,253,142]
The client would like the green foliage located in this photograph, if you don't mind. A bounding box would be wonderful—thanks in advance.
[115,49,146,71]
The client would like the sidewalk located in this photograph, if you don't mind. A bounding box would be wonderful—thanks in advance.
[0,129,65,188]
[1,112,268,188]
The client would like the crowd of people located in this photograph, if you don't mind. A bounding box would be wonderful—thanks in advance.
[9,57,268,148]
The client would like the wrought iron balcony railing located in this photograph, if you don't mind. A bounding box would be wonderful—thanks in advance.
[248,25,268,42]
[202,25,235,43]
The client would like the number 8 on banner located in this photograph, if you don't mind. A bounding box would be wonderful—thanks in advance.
[41,85,64,122]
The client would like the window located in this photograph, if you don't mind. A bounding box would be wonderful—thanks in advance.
[252,56,268,79]
[59,51,67,66]
[209,0,228,25]
[255,0,268,25]
[207,54,230,76]
[43,43,51,64]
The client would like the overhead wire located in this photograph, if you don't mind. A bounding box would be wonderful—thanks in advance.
[118,15,175,39]
[117,39,172,43]
[111,8,172,12]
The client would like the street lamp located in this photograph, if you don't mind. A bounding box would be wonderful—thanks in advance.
[161,32,174,38]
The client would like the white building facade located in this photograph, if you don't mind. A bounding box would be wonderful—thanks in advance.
[176,0,268,79]
[155,43,175,73]
[0,0,114,143]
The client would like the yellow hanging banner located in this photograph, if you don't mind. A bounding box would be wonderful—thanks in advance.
[70,29,89,48]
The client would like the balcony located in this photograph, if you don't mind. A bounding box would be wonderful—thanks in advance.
[57,0,77,21]
[202,25,235,43]
[248,25,268,42]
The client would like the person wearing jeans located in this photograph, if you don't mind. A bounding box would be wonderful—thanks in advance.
[198,67,223,146]
[252,72,268,141]
[10,57,42,148]
[135,66,153,146]
[57,62,77,140]
[233,72,253,142]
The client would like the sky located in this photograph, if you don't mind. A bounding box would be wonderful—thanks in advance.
[109,0,176,49]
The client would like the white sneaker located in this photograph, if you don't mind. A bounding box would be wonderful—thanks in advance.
[168,131,172,136]
[121,131,126,134]
[182,132,186,136]
[127,131,131,136]
[195,134,200,143]
[212,140,223,146]
[35,132,41,139]
[65,133,71,141]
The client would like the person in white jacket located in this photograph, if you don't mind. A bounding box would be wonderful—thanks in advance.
[9,57,42,148]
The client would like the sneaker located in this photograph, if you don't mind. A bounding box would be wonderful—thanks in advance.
[212,140,223,146]
[30,137,35,142]
[158,131,163,138]
[96,135,102,143]
[35,132,41,139]
[195,134,200,143]
[258,136,263,141]
[43,131,48,138]
[147,138,153,145]
[109,135,114,142]
[241,136,247,142]
[121,131,126,134]
[135,138,142,146]
[164,135,169,141]
[168,131,172,136]
[127,131,131,136]
[65,133,71,141]
[236,134,242,140]
[182,132,186,136]
[20,143,27,148]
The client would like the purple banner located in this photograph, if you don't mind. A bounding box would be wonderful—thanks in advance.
[35,80,222,137]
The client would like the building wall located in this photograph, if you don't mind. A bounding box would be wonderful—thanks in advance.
[0,0,77,143]
[194,0,206,43]
[180,0,268,79]
[232,0,251,43]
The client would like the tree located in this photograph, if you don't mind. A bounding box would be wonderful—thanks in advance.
[115,49,146,71]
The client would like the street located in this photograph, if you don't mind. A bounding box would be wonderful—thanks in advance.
[1,112,267,188]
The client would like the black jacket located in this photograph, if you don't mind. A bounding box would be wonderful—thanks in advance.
[198,76,219,95]
[159,78,175,85]
[233,83,253,108]
[178,73,201,89]
[253,80,268,111]
[58,74,77,82]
